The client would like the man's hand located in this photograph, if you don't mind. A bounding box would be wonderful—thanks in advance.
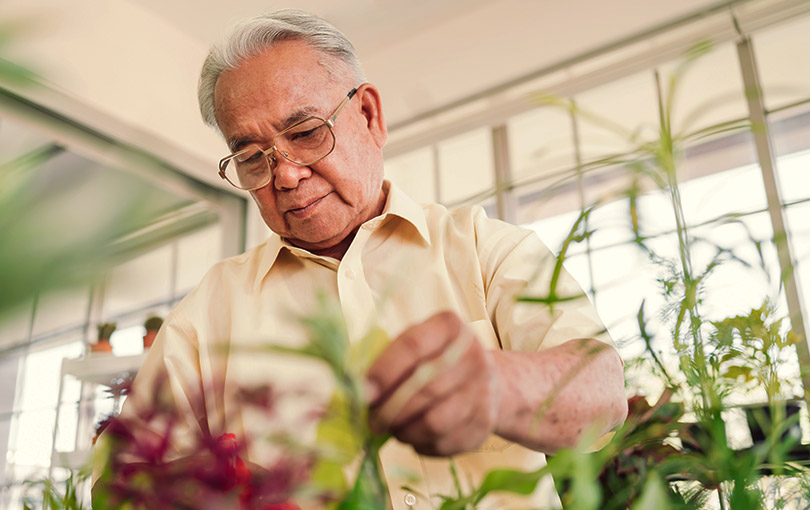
[365,311,501,456]
[365,312,627,457]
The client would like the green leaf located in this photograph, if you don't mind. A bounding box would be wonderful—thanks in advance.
[0,57,38,86]
[721,365,753,381]
[348,326,390,377]
[473,467,548,503]
[631,472,671,510]
[309,459,347,502]
[315,392,365,462]
[338,436,390,510]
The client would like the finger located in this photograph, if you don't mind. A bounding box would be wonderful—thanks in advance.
[375,337,483,432]
[392,376,483,445]
[366,311,462,406]
[371,324,475,433]
[410,396,495,456]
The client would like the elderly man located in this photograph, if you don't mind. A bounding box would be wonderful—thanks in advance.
[96,9,626,509]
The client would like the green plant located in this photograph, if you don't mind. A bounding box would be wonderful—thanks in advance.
[539,42,808,510]
[96,322,117,341]
[22,468,91,510]
[428,41,809,510]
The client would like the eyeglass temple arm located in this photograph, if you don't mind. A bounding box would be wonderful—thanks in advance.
[327,88,358,126]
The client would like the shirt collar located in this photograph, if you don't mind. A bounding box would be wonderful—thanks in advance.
[253,180,431,289]
[380,180,431,245]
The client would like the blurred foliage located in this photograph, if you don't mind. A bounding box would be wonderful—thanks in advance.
[0,20,175,329]
[432,40,810,510]
[0,144,162,324]
[23,468,91,510]
[261,296,392,510]
[90,296,392,510]
[2,21,193,509]
[0,19,39,88]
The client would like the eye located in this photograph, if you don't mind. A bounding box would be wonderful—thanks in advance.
[290,126,321,141]
[242,152,264,163]
[235,146,264,164]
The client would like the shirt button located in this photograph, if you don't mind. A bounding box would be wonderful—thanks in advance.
[345,268,356,280]
[404,493,417,507]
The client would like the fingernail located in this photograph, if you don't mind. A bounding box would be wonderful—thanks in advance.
[364,379,380,404]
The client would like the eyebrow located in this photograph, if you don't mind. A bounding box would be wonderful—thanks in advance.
[227,135,261,153]
[281,106,318,129]
[226,105,321,153]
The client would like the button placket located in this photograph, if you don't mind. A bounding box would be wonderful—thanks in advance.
[336,227,377,342]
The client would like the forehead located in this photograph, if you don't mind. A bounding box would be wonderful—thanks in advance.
[213,41,339,142]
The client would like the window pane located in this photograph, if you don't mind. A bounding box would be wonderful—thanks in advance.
[53,400,79,455]
[384,147,436,204]
[109,325,146,357]
[9,407,57,475]
[437,128,494,204]
[589,242,663,349]
[787,201,810,321]
[523,208,587,258]
[687,212,780,320]
[589,197,650,252]
[772,107,810,346]
[775,148,810,205]
[16,340,82,414]
[678,163,768,225]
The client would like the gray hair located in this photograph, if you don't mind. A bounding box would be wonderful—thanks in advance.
[197,9,366,133]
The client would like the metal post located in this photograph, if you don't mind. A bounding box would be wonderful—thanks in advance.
[737,36,810,402]
[491,124,518,224]
[432,145,442,205]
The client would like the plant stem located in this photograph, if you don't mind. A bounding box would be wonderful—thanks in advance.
[654,70,712,412]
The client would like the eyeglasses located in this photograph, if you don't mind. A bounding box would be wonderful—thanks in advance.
[218,88,358,191]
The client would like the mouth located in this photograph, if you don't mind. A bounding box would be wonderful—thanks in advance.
[285,193,331,219]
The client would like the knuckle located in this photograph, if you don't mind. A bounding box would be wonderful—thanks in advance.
[400,331,423,351]
[422,407,450,437]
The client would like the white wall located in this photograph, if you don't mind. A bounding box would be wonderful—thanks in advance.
[0,0,227,188]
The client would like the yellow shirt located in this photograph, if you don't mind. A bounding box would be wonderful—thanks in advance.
[104,182,612,509]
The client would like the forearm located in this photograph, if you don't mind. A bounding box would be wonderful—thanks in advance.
[493,338,627,453]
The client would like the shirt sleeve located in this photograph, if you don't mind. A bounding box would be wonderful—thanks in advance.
[473,207,613,353]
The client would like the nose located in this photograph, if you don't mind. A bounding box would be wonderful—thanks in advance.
[271,152,312,190]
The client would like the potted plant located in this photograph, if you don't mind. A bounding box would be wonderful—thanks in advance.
[142,315,163,349]
[91,322,116,354]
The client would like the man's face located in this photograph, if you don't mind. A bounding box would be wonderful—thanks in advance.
[213,41,388,255]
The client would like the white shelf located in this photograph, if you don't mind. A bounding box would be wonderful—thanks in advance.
[61,352,148,387]
[51,448,92,471]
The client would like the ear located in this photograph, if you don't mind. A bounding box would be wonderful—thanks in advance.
[357,83,387,148]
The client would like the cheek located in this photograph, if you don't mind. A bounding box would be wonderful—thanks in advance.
[250,190,281,223]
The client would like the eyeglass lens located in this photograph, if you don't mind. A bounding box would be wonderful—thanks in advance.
[226,118,336,190]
